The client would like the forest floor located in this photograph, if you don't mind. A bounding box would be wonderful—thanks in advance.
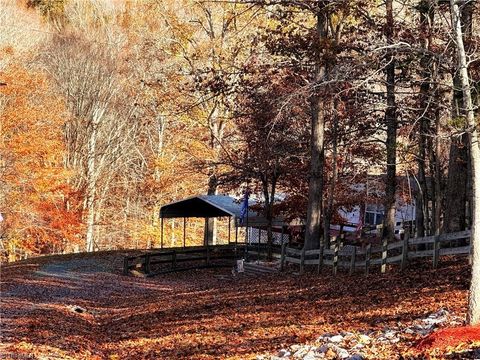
[0,252,477,359]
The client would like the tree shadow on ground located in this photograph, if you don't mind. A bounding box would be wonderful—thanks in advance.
[0,255,471,359]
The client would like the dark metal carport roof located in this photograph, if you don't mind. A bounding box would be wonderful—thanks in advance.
[159,195,284,226]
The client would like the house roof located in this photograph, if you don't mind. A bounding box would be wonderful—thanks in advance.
[159,194,284,227]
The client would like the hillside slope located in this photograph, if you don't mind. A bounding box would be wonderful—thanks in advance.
[0,253,472,359]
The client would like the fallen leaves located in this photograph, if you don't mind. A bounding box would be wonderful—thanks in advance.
[413,326,480,358]
[0,254,474,359]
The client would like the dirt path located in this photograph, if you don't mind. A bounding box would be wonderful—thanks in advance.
[35,258,111,279]
[0,254,471,359]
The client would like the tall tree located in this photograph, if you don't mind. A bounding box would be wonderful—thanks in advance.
[449,0,480,324]
[444,2,475,234]
[221,66,309,258]
[382,0,397,243]
[44,34,122,252]
[304,3,329,250]
[415,0,435,237]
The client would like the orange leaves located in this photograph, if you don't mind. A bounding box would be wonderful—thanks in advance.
[0,254,473,359]
[1,66,65,183]
[0,66,81,256]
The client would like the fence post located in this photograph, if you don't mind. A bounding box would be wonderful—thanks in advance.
[123,257,130,275]
[469,243,473,266]
[365,244,371,275]
[404,225,411,244]
[339,232,345,248]
[144,253,151,275]
[333,237,339,276]
[350,246,357,275]
[381,238,388,273]
[280,241,287,271]
[433,235,440,269]
[401,236,409,270]
[300,247,306,275]
[318,243,324,274]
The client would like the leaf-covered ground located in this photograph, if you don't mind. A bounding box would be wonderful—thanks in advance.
[0,253,472,359]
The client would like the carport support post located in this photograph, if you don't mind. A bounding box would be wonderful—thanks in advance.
[235,218,238,245]
[183,217,186,248]
[205,217,210,266]
[245,207,249,259]
[228,217,231,244]
[234,218,238,259]
[160,217,164,249]
[246,205,249,244]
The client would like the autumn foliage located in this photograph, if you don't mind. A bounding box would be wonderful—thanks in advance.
[0,0,475,259]
[0,254,473,359]
[0,66,82,258]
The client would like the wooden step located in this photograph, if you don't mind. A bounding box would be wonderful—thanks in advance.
[243,262,278,275]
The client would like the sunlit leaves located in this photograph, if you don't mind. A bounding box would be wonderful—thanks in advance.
[0,66,82,255]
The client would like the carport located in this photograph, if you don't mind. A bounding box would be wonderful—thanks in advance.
[159,194,285,248]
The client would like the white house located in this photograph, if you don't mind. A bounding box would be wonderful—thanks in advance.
[332,176,417,237]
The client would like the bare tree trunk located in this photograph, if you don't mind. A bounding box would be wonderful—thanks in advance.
[204,105,223,246]
[382,0,397,243]
[85,137,95,252]
[44,33,122,253]
[416,0,436,237]
[444,2,473,234]
[432,102,443,235]
[262,181,273,261]
[416,1,429,237]
[416,134,427,238]
[324,112,338,247]
[205,172,217,245]
[427,55,443,236]
[262,169,278,261]
[85,108,104,252]
[444,133,469,233]
[445,67,469,233]
[449,0,480,324]
[305,8,328,250]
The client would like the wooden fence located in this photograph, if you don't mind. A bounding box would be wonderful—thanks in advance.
[280,230,472,274]
[123,243,283,276]
[123,244,240,276]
